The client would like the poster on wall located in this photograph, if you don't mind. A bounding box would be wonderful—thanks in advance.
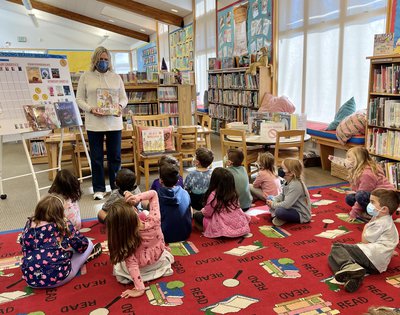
[137,41,158,80]
[0,53,82,136]
[169,24,194,71]
[217,0,273,60]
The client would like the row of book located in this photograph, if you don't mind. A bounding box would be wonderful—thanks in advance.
[369,97,400,128]
[372,64,400,94]
[208,73,260,89]
[367,128,400,158]
[377,160,400,190]
[127,91,157,103]
[30,140,47,157]
[158,87,178,101]
[159,102,178,114]
[168,117,179,126]
[124,104,158,115]
[208,89,259,108]
[208,104,252,122]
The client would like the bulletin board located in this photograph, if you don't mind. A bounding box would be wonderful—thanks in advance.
[0,53,82,136]
[48,50,92,72]
[169,24,194,71]
[137,41,158,76]
[217,0,273,60]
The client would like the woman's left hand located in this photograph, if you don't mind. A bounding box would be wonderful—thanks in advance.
[121,288,145,298]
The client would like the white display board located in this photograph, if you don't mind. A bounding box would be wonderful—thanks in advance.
[0,53,82,136]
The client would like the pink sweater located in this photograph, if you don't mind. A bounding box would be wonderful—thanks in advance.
[253,170,282,197]
[349,166,394,218]
[125,190,166,290]
[202,191,251,238]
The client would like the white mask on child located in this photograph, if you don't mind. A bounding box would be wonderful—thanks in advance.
[344,159,354,169]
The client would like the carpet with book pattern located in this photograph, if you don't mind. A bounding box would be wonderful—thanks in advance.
[1,183,400,315]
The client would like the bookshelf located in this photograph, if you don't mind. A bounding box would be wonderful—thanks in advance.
[207,66,272,132]
[28,138,48,164]
[124,84,159,116]
[158,84,195,126]
[366,54,400,189]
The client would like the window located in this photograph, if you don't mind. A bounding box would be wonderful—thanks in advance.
[195,0,216,106]
[111,51,131,74]
[278,0,387,122]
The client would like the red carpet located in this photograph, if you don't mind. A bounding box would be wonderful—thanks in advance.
[1,184,400,314]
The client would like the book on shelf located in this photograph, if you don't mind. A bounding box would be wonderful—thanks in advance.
[23,104,61,131]
[376,159,400,189]
[125,103,158,116]
[181,71,195,85]
[369,97,400,128]
[30,139,47,157]
[96,88,121,116]
[373,33,394,56]
[368,127,400,157]
[208,58,216,70]
[158,86,178,101]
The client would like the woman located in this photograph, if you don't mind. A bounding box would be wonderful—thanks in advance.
[76,46,128,200]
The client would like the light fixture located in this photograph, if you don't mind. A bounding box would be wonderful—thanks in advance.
[140,29,146,32]
[98,35,109,45]
[28,12,39,28]
[22,0,33,10]
[108,19,114,22]
[22,0,39,28]
[171,8,178,13]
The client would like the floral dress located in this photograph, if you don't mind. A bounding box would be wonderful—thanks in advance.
[19,219,89,288]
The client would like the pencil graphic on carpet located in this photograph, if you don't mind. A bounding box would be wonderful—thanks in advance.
[89,295,122,314]
[6,278,23,289]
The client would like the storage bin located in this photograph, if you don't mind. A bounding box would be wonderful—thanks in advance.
[331,162,349,181]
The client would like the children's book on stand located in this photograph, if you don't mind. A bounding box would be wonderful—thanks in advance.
[54,101,81,127]
[373,33,394,56]
[96,88,120,116]
[248,112,307,135]
[142,129,165,153]
[23,104,61,131]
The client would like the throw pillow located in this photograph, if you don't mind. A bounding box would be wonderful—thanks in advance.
[326,97,356,130]
[336,110,366,145]
[137,126,174,153]
[258,93,296,113]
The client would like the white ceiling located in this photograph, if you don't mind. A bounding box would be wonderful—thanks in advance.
[0,0,192,49]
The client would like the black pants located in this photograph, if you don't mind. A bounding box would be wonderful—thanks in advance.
[328,243,379,274]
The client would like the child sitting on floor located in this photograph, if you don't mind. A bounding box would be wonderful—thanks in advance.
[48,169,82,230]
[344,147,394,221]
[249,152,281,201]
[184,147,214,210]
[150,155,184,192]
[225,148,252,211]
[193,167,251,238]
[20,194,101,288]
[328,189,400,293]
[266,158,311,227]
[107,191,174,298]
[97,168,145,223]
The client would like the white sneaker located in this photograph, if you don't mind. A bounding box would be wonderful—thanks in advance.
[272,217,286,227]
[93,192,106,200]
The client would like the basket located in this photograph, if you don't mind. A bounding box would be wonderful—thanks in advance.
[331,162,349,181]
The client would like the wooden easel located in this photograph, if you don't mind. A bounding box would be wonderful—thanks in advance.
[0,126,90,202]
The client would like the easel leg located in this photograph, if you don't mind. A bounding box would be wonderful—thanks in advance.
[0,136,6,199]
[21,135,41,201]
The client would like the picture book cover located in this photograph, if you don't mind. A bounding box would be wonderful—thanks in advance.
[141,129,165,153]
[96,88,120,116]
[374,33,394,56]
[54,101,81,127]
[24,104,61,131]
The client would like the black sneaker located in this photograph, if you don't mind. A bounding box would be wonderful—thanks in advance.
[344,277,363,293]
[87,243,102,262]
[334,263,366,283]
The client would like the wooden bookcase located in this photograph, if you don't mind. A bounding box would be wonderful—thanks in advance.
[207,66,272,132]
[366,54,400,189]
[124,84,159,116]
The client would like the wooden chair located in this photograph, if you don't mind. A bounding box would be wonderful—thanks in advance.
[220,128,263,178]
[132,114,183,190]
[72,132,90,182]
[121,129,135,171]
[197,114,211,149]
[272,129,305,166]
[177,126,198,164]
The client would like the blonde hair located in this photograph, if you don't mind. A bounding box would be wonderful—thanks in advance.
[258,152,277,175]
[364,306,400,315]
[106,199,141,264]
[90,46,113,72]
[347,147,379,183]
[282,158,304,181]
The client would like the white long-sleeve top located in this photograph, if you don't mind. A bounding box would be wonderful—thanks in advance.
[76,70,128,131]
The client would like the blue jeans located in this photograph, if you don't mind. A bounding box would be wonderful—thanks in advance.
[275,207,301,223]
[87,130,122,192]
[345,191,371,212]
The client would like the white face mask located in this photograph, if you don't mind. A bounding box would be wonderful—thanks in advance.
[344,159,355,169]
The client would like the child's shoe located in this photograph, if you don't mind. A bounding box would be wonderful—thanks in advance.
[87,243,102,262]
[334,263,366,283]
[344,277,363,293]
[272,217,286,227]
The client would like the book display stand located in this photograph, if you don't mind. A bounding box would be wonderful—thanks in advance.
[0,53,89,201]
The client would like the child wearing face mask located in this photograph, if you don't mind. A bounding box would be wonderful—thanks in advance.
[343,147,394,221]
[266,158,311,227]
[328,189,400,293]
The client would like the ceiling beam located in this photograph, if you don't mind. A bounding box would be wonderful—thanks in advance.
[97,0,183,28]
[7,0,150,42]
